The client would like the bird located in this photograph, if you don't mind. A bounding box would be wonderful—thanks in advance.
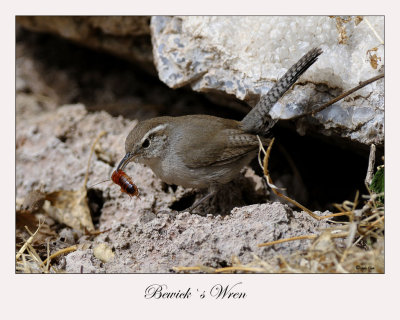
[116,47,323,212]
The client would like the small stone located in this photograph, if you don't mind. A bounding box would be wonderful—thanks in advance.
[93,243,115,263]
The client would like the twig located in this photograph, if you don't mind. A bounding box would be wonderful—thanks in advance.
[361,211,382,224]
[355,215,384,239]
[214,266,266,273]
[365,144,376,186]
[16,221,44,260]
[40,245,77,267]
[258,234,318,247]
[345,194,370,248]
[21,254,30,273]
[364,17,384,44]
[345,191,360,248]
[290,74,384,120]
[84,131,107,188]
[172,266,202,272]
[352,218,384,247]
[258,138,346,220]
[26,243,45,268]
[85,228,112,236]
[258,232,348,247]
[46,240,51,272]
[257,136,283,190]
[172,266,215,273]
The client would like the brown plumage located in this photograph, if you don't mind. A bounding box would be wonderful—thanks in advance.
[116,48,322,211]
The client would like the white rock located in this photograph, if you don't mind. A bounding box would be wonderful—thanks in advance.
[151,16,384,145]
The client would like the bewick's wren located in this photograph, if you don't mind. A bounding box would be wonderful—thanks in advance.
[116,48,323,211]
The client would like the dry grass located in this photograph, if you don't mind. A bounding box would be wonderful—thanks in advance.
[174,194,384,274]
[17,132,384,274]
[15,132,106,273]
[174,140,384,274]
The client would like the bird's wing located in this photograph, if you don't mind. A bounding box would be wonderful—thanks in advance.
[178,127,261,168]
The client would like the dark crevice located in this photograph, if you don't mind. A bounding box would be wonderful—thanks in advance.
[16,26,244,122]
[87,189,105,225]
[169,193,196,211]
[57,135,67,143]
[208,259,229,269]
[264,123,382,211]
[161,183,178,193]
[16,26,383,214]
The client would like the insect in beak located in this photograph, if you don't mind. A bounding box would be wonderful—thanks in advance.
[111,169,140,198]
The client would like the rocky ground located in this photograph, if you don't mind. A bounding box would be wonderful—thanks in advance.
[16,100,337,273]
[15,19,383,273]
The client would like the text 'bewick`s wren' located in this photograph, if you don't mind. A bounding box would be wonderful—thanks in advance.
[116,48,323,211]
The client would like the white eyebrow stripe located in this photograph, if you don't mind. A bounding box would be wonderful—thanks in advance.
[141,124,168,143]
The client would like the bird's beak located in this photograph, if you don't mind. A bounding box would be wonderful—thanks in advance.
[116,152,135,171]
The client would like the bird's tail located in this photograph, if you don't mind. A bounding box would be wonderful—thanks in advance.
[240,47,323,133]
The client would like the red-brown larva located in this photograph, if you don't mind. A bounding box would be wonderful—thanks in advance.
[111,169,140,198]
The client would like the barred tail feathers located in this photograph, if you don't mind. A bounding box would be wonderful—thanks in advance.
[241,47,323,133]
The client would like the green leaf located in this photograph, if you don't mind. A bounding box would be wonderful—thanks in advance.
[370,166,384,202]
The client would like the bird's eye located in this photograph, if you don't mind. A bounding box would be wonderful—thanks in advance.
[142,138,150,148]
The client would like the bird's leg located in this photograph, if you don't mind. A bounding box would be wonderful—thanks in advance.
[183,185,219,213]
